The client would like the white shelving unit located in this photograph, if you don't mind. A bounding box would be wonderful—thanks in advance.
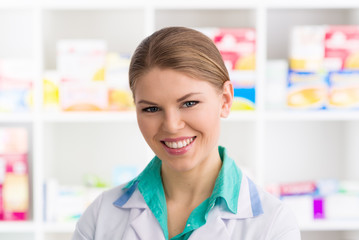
[1,1,359,239]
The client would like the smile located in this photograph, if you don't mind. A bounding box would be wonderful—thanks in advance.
[163,137,195,149]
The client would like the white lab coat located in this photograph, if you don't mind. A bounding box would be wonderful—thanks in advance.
[72,174,301,240]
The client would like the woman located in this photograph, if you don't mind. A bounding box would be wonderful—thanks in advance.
[72,27,301,240]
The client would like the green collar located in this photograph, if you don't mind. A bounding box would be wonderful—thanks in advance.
[124,146,242,240]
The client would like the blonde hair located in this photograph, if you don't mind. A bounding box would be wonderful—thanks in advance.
[129,27,229,97]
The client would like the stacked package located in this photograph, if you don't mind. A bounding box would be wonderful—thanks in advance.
[288,25,359,110]
[43,40,134,111]
[199,28,256,110]
[0,128,29,221]
[44,165,138,223]
[0,59,33,112]
[267,180,359,223]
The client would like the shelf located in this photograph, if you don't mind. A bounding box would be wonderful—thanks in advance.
[0,222,35,233]
[300,220,359,231]
[265,0,359,9]
[224,111,257,122]
[40,0,147,10]
[43,222,76,233]
[265,111,359,122]
[1,0,359,9]
[0,113,33,123]
[0,1,33,9]
[42,111,137,123]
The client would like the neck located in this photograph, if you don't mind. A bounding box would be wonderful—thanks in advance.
[161,148,222,204]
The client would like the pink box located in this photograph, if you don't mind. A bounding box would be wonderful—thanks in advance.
[325,25,359,70]
[1,154,29,221]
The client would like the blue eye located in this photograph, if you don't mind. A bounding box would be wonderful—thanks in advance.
[183,101,199,108]
[143,106,159,113]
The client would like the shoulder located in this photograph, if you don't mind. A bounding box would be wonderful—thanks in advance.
[71,184,129,240]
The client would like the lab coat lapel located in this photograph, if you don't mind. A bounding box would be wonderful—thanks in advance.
[114,188,166,240]
[189,175,263,239]
[129,208,166,240]
[188,207,231,240]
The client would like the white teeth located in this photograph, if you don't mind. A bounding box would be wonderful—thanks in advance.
[164,137,194,149]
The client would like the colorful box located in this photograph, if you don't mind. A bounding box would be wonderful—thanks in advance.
[289,26,326,72]
[287,71,328,109]
[327,70,359,109]
[59,81,108,111]
[106,53,134,111]
[57,40,107,82]
[1,154,29,221]
[199,28,256,71]
[324,25,359,71]
[0,59,33,112]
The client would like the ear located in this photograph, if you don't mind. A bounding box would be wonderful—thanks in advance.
[220,81,233,118]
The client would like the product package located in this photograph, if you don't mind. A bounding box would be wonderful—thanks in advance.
[266,60,288,109]
[112,165,139,187]
[0,128,29,221]
[106,53,134,111]
[327,70,359,109]
[268,179,359,222]
[198,28,256,110]
[324,25,359,71]
[230,71,256,110]
[289,26,326,72]
[54,39,134,111]
[287,71,328,109]
[57,40,107,82]
[59,81,108,111]
[0,59,33,112]
[43,71,60,111]
[44,179,106,223]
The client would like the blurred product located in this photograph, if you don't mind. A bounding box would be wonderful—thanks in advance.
[60,81,108,111]
[43,70,60,111]
[53,39,133,111]
[289,25,326,72]
[266,60,288,109]
[112,165,139,186]
[57,40,107,82]
[327,70,359,109]
[44,179,106,223]
[0,128,29,221]
[230,71,256,110]
[267,179,359,222]
[287,71,328,109]
[287,25,359,110]
[0,59,33,112]
[106,53,134,111]
[199,28,256,110]
[324,25,359,71]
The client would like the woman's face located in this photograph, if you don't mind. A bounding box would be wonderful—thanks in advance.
[134,68,233,173]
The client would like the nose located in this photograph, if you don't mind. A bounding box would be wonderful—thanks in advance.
[161,109,185,133]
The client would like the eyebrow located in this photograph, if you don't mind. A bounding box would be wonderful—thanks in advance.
[137,92,202,105]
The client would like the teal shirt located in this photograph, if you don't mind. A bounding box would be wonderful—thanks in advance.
[123,146,242,240]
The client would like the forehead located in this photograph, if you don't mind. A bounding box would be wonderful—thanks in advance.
[134,68,217,100]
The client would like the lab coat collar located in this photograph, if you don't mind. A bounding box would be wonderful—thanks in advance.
[113,174,264,240]
[113,181,148,209]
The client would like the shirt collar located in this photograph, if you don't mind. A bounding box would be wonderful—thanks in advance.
[208,146,242,214]
[118,146,242,239]
[123,146,241,212]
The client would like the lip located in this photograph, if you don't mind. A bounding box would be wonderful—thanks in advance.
[161,136,196,155]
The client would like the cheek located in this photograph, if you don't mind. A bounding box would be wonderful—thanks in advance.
[137,115,156,142]
[186,104,221,135]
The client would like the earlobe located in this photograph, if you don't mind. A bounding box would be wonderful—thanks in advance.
[220,81,233,118]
